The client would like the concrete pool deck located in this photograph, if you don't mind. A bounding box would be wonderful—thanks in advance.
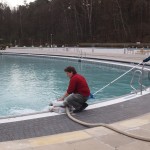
[1,111,150,150]
[0,47,150,149]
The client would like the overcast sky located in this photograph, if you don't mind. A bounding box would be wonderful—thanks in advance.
[2,0,35,8]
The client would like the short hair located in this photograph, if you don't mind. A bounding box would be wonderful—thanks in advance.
[64,66,77,74]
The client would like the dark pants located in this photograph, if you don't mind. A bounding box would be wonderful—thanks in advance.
[63,94,88,110]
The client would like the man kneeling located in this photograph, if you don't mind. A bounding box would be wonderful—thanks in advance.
[57,66,90,113]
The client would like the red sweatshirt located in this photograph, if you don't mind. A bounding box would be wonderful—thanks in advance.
[67,74,90,97]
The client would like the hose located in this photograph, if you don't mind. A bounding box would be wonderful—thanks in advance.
[66,107,150,142]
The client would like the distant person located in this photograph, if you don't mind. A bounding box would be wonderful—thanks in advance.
[58,66,90,113]
[143,56,150,63]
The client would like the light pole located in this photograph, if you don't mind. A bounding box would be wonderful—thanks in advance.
[50,34,53,47]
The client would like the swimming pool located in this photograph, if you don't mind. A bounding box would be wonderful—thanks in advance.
[0,54,149,117]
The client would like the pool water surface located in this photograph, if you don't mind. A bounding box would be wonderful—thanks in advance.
[0,54,149,117]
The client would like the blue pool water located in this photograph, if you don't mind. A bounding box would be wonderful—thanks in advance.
[0,55,149,117]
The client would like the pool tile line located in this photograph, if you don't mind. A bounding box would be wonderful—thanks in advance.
[2,51,150,69]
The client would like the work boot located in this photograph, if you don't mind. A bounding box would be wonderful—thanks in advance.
[80,103,88,111]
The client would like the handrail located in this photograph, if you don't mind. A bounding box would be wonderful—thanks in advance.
[130,70,142,94]
[93,62,142,95]
[130,63,146,95]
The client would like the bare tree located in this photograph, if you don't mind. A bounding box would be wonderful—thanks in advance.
[81,0,93,39]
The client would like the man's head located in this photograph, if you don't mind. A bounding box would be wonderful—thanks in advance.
[64,66,77,78]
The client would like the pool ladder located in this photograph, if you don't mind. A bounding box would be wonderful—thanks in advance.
[130,64,146,95]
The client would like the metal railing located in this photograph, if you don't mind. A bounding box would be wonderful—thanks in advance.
[130,64,146,95]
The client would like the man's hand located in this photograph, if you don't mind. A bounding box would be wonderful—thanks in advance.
[57,92,69,101]
[57,97,64,101]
